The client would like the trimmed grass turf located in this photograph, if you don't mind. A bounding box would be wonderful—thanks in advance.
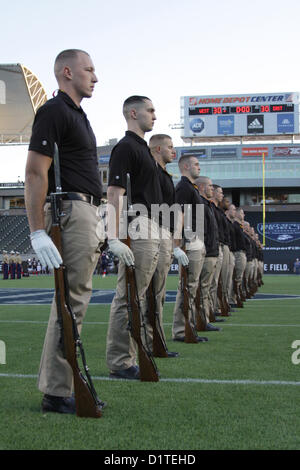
[0,275,300,450]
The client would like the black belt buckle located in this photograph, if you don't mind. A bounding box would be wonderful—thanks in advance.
[46,192,101,207]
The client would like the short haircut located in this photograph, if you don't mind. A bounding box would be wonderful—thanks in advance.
[54,49,89,77]
[123,95,150,119]
[149,134,172,148]
[178,154,198,171]
[195,176,211,187]
[213,184,221,191]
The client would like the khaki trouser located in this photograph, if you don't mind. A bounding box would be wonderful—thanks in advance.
[147,234,173,347]
[231,251,247,302]
[258,260,264,278]
[244,260,254,294]
[209,245,223,313]
[220,244,230,304]
[199,256,218,324]
[38,200,105,397]
[106,217,161,372]
[172,246,206,339]
[228,251,235,304]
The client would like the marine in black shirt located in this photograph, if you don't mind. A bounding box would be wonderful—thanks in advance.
[25,49,105,415]
[172,155,211,338]
[148,134,179,357]
[106,96,167,379]
[195,176,221,329]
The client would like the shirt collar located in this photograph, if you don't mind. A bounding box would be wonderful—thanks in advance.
[57,90,84,113]
[125,130,148,146]
[181,175,197,189]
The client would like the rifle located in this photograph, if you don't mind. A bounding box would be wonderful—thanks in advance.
[146,278,168,358]
[217,278,230,317]
[195,282,207,330]
[50,143,104,418]
[124,173,159,381]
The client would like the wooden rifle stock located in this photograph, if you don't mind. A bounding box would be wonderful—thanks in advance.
[146,278,168,358]
[195,283,207,330]
[124,172,159,381]
[51,221,103,418]
[181,266,198,343]
[125,262,159,382]
[217,278,230,317]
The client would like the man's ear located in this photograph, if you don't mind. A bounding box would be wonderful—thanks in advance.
[130,107,138,120]
[63,65,72,80]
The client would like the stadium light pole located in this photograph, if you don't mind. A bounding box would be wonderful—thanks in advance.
[262,153,266,246]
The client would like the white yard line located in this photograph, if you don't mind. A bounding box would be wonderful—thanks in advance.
[0,372,300,386]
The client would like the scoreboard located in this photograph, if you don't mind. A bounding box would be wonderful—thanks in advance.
[181,93,299,139]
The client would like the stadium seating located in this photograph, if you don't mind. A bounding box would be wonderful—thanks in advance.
[0,215,31,253]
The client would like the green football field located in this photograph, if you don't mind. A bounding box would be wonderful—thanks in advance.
[0,274,299,450]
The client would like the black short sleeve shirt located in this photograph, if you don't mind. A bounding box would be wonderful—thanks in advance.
[227,219,237,252]
[175,176,204,233]
[203,197,219,257]
[212,204,226,244]
[243,233,253,260]
[108,131,163,211]
[157,164,175,232]
[157,164,175,207]
[29,90,102,198]
[233,221,246,251]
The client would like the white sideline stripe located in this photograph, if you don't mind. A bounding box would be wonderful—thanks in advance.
[250,297,300,301]
[0,372,300,386]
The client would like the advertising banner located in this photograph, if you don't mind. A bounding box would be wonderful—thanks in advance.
[273,146,300,156]
[242,147,269,157]
[244,211,300,274]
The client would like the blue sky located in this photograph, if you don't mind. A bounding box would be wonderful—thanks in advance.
[1,0,300,181]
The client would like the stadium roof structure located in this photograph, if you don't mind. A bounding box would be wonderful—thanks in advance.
[0,64,47,144]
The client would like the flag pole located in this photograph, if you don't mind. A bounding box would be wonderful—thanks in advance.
[262,152,266,246]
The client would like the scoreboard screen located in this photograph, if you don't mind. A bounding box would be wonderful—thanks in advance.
[181,93,299,139]
[189,104,295,115]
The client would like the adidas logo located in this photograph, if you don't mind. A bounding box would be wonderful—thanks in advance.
[249,118,263,129]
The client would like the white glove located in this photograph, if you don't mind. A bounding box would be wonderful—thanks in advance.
[30,230,62,269]
[108,239,135,266]
[173,246,189,266]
